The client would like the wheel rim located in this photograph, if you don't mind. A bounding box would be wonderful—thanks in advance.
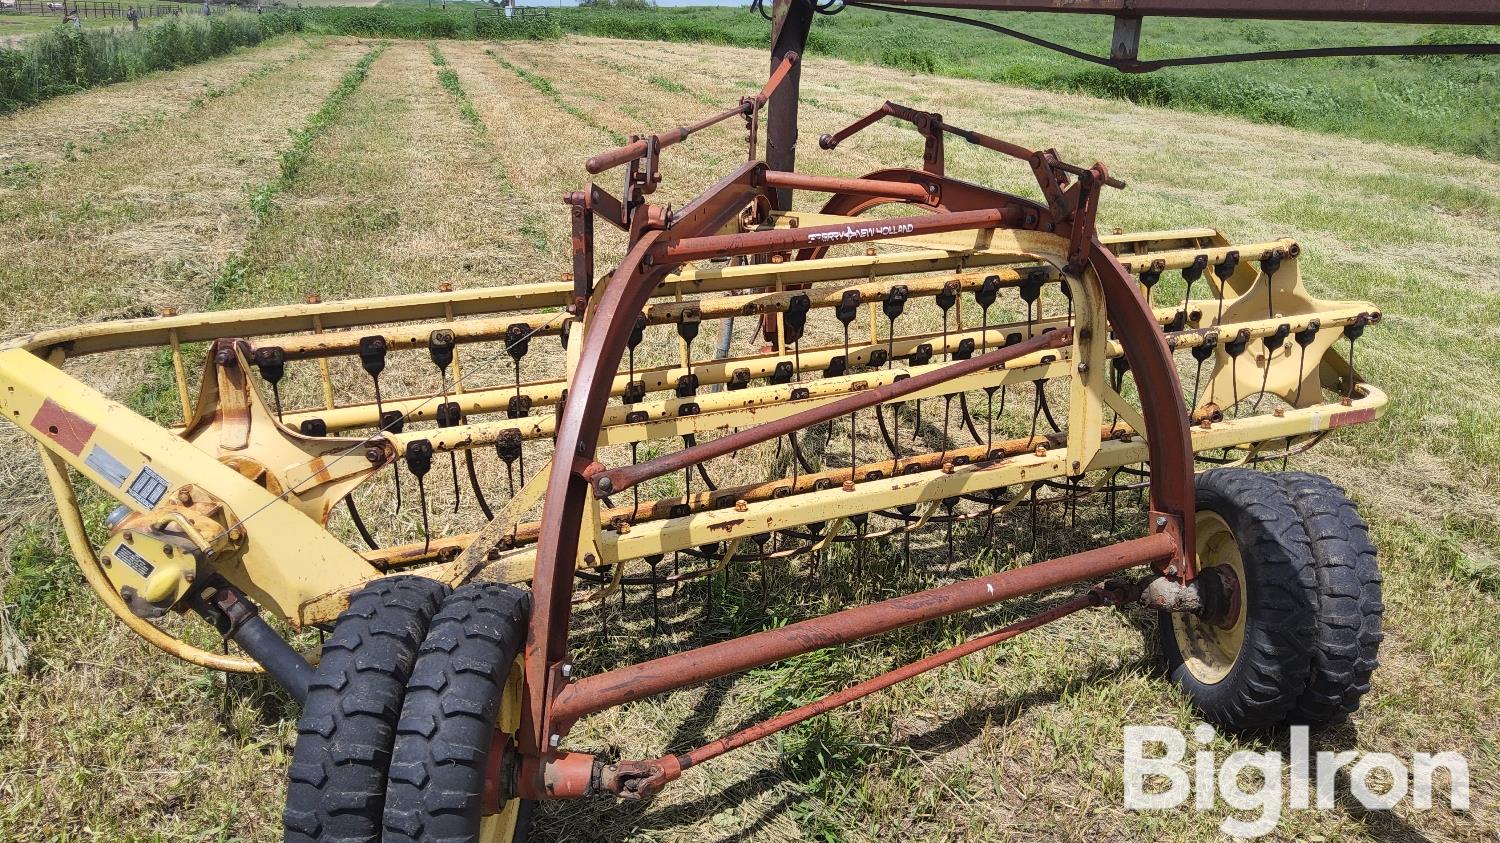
[479,656,526,841]
[1171,511,1247,685]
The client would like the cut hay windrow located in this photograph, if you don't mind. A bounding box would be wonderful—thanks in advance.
[429,42,484,135]
[493,53,628,146]
[249,43,387,222]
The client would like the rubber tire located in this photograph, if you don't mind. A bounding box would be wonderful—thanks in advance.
[1159,468,1320,731]
[1275,472,1384,725]
[383,582,534,843]
[284,576,451,843]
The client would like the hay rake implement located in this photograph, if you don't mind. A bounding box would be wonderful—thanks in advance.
[2,1,1496,840]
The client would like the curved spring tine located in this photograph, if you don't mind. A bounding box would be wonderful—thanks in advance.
[787,430,816,474]
[464,450,494,521]
[1037,383,1063,433]
[682,434,720,491]
[956,392,985,445]
[346,496,379,550]
[874,404,902,457]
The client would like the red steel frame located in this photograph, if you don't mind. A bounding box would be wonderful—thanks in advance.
[507,0,1500,802]
[519,81,1197,805]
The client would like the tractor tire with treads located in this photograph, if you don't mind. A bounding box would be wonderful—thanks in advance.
[1274,471,1384,725]
[384,582,534,843]
[1159,468,1321,731]
[284,576,451,843]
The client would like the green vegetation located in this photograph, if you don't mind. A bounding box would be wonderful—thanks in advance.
[294,6,561,41]
[0,6,558,115]
[493,53,628,145]
[249,43,385,220]
[554,5,1500,160]
[0,10,303,114]
[2,526,73,639]
[429,41,484,133]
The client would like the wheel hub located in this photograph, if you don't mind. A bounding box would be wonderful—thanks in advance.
[1171,510,1248,684]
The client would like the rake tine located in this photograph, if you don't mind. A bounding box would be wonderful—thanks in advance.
[1028,484,1039,559]
[464,450,494,521]
[437,402,463,513]
[836,292,860,484]
[380,409,406,515]
[450,452,461,513]
[417,475,431,555]
[430,332,457,509]
[359,335,387,421]
[874,403,901,458]
[957,393,984,446]
[682,434,719,491]
[406,439,434,554]
[788,430,815,474]
[1344,320,1366,400]
[346,496,379,550]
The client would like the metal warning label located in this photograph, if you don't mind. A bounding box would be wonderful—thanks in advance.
[84,445,131,488]
[113,544,154,579]
[126,466,169,509]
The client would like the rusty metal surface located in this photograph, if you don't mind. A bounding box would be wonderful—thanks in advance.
[525,163,774,763]
[652,206,1018,264]
[767,0,815,209]
[1089,240,1198,574]
[585,52,800,176]
[758,169,936,203]
[549,532,1175,726]
[521,59,1215,786]
[586,582,1142,800]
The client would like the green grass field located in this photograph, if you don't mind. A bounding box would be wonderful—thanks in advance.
[0,20,1497,843]
[554,5,1500,160]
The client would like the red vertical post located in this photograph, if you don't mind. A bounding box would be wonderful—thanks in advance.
[765,0,814,211]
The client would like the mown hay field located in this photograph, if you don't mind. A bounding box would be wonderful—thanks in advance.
[0,31,1497,842]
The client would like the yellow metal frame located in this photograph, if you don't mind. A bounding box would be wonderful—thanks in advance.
[0,222,1385,667]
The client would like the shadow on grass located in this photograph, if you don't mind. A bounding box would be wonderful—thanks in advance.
[531,650,1154,841]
